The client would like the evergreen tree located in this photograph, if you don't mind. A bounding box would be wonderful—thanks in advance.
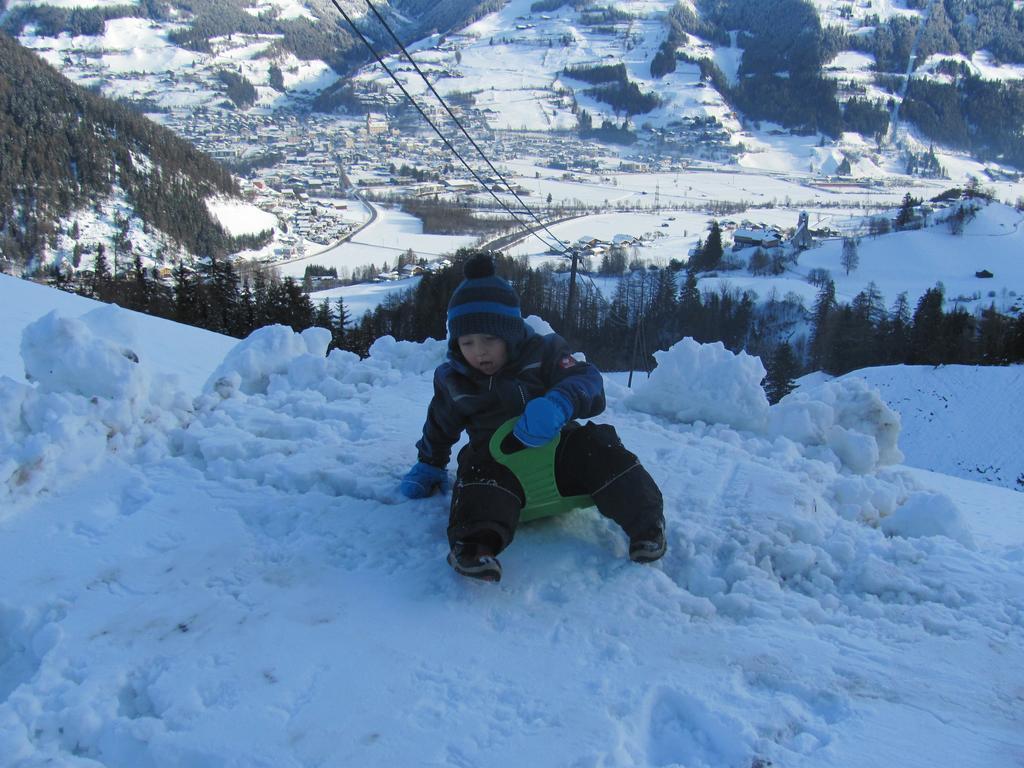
[895,193,918,229]
[600,245,628,275]
[647,267,679,348]
[678,267,701,325]
[698,221,724,271]
[910,284,946,364]
[884,292,912,363]
[91,244,111,300]
[334,296,351,350]
[238,279,256,336]
[315,298,334,332]
[130,251,150,312]
[172,262,199,325]
[940,306,975,364]
[808,280,837,370]
[198,255,242,335]
[764,342,800,404]
[252,267,271,328]
[1009,314,1024,362]
[281,277,315,331]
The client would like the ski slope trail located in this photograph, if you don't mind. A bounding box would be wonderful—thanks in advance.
[1,304,1023,767]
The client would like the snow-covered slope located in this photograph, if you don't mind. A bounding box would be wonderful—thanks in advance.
[840,364,1024,491]
[0,275,237,391]
[2,278,1023,767]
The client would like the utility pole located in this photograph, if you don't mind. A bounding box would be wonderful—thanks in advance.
[566,247,579,333]
[627,275,646,388]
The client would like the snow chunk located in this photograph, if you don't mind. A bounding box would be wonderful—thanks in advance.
[626,338,769,432]
[768,377,903,474]
[367,335,447,375]
[881,492,976,549]
[21,310,146,400]
[205,324,316,396]
[525,314,556,336]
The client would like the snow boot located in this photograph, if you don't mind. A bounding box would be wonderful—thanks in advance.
[629,526,667,564]
[447,541,502,583]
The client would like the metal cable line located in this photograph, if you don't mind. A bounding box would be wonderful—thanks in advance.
[326,0,564,255]
[360,0,570,254]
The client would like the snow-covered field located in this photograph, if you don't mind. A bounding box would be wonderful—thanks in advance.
[280,203,476,280]
[2,276,1023,767]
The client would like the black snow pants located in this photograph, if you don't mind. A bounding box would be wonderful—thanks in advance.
[448,421,664,554]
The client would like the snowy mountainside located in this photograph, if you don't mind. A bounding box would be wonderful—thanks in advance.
[358,0,1024,168]
[5,0,499,112]
[2,277,1024,767]
[0,32,265,272]
[11,0,1024,179]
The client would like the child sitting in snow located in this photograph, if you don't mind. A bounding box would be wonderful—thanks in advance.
[400,252,666,582]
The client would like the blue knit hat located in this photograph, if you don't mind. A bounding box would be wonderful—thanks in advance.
[447,253,525,345]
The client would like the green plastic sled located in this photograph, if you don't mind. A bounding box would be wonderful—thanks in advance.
[489,418,594,522]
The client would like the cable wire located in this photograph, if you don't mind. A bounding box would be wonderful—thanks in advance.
[326,0,564,255]
[360,0,571,254]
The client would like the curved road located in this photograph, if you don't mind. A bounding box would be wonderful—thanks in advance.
[275,189,379,269]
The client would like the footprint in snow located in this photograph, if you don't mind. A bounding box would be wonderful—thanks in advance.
[644,686,753,768]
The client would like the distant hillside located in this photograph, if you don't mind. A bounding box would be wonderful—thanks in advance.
[0,32,245,266]
[682,0,1024,166]
[1,0,505,77]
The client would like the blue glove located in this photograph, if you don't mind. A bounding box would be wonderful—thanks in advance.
[513,391,573,448]
[400,462,449,498]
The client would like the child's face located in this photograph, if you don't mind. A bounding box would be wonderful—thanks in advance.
[457,334,508,375]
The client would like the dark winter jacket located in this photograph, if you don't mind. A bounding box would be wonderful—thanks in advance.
[416,328,606,468]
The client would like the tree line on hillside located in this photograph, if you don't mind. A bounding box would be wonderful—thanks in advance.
[894,76,1024,168]
[530,0,592,13]
[562,62,662,116]
[48,249,370,355]
[0,33,258,265]
[218,70,258,109]
[393,198,512,236]
[41,243,1024,402]
[862,0,1024,71]
[338,250,1024,401]
[2,0,505,80]
[664,0,849,136]
[0,0,167,37]
[130,0,359,73]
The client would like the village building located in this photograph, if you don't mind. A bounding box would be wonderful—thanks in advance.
[732,227,782,251]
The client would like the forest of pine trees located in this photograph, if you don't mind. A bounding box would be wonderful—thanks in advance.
[0,33,262,265]
[318,249,1024,382]
[40,245,1024,402]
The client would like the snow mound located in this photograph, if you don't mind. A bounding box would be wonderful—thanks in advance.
[625,338,901,475]
[184,329,449,497]
[524,314,556,336]
[204,324,332,396]
[21,309,148,401]
[626,338,769,432]
[881,491,976,549]
[3,310,194,505]
[204,326,447,399]
[769,377,904,474]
